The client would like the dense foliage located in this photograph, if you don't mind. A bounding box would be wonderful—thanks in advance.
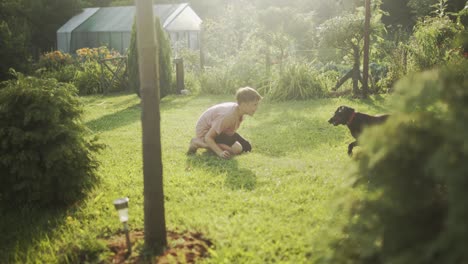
[329,57,468,263]
[35,47,126,95]
[408,15,462,71]
[0,0,81,80]
[0,73,103,208]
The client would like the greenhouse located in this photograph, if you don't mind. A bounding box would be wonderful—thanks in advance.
[57,3,202,54]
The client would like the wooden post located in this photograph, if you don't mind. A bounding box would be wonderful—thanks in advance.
[135,0,167,254]
[362,0,371,97]
[199,24,205,71]
[174,58,184,93]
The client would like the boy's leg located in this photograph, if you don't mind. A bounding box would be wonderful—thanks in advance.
[230,141,243,154]
[215,133,243,155]
[215,133,245,155]
[233,133,252,152]
[187,137,207,155]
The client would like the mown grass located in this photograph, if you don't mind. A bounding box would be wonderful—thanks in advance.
[1,92,389,263]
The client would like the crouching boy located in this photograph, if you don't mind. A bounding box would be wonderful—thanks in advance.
[187,87,262,159]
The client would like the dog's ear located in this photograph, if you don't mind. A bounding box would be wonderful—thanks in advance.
[340,106,355,113]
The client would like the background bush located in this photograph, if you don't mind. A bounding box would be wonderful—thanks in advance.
[199,65,238,95]
[73,61,103,94]
[408,15,462,71]
[199,46,267,95]
[328,58,468,263]
[74,47,125,95]
[267,63,326,101]
[0,73,103,208]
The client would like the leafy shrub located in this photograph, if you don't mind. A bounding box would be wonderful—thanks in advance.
[36,64,77,83]
[408,15,461,71]
[379,41,409,91]
[73,61,103,95]
[75,47,125,94]
[329,58,468,263]
[460,6,468,28]
[175,47,201,72]
[199,65,238,95]
[0,73,103,208]
[268,63,326,101]
[37,50,73,70]
[75,46,120,63]
[34,47,125,94]
[35,50,77,84]
[182,70,201,94]
[0,20,32,81]
[199,47,268,95]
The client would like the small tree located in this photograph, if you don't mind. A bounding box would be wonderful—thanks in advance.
[319,13,366,97]
[318,10,384,97]
[128,17,173,98]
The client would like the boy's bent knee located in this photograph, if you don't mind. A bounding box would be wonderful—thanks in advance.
[231,141,243,155]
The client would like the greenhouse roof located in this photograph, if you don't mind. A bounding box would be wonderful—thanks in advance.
[57,3,200,33]
[57,8,99,33]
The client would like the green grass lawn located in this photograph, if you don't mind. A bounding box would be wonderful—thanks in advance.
[1,92,390,263]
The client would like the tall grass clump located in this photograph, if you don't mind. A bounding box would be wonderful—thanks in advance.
[267,63,326,101]
[328,57,468,263]
[0,73,103,208]
[199,47,266,95]
[199,65,238,94]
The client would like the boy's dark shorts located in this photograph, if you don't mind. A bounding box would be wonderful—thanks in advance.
[215,133,252,152]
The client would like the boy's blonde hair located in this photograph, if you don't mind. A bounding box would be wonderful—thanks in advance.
[236,87,262,104]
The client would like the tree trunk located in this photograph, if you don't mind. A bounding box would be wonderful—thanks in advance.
[265,47,271,76]
[279,47,284,74]
[352,45,360,97]
[334,69,353,91]
[362,0,371,98]
[199,24,205,70]
[135,0,167,254]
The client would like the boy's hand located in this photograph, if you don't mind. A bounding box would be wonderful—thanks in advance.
[218,150,231,159]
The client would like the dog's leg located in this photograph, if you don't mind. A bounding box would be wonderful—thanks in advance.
[348,141,357,156]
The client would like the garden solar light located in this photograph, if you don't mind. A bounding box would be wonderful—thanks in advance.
[113,197,132,254]
[114,197,129,223]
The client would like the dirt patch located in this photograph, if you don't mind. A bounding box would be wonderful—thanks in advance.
[107,230,213,263]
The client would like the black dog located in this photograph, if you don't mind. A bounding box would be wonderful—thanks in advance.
[328,105,389,156]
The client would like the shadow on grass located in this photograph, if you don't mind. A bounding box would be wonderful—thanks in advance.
[0,207,68,263]
[185,152,257,191]
[159,94,199,111]
[80,91,136,104]
[84,94,197,133]
[85,103,141,133]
